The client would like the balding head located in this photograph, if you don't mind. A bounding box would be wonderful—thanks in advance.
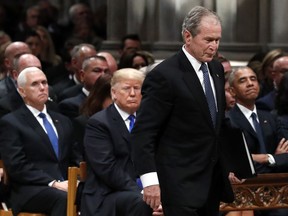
[97,52,118,73]
[4,42,31,74]
[11,54,41,83]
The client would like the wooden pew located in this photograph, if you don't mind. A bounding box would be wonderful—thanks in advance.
[220,173,288,212]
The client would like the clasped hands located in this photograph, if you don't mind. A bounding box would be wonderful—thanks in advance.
[143,185,163,216]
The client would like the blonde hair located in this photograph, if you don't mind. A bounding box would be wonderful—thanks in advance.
[111,68,145,88]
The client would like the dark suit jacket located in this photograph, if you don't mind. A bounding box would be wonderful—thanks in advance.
[57,84,83,102]
[0,105,81,215]
[131,50,234,208]
[0,77,15,99]
[227,105,288,173]
[73,114,89,158]
[58,92,87,118]
[255,90,276,111]
[81,104,140,215]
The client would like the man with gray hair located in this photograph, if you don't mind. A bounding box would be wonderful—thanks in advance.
[0,67,81,216]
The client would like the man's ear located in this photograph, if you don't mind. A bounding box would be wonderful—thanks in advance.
[11,69,18,81]
[229,86,236,97]
[18,87,26,98]
[111,87,116,101]
[79,69,85,82]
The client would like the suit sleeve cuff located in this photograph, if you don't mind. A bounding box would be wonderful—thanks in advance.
[140,172,159,188]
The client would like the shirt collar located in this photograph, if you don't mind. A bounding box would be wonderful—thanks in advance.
[113,103,136,121]
[26,104,47,118]
[182,45,202,72]
[236,103,257,119]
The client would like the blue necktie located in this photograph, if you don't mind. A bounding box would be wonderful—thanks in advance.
[127,114,142,188]
[39,113,59,157]
[128,115,135,132]
[200,63,217,127]
[251,112,267,153]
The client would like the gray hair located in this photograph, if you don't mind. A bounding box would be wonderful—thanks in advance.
[111,68,145,88]
[228,66,257,86]
[82,55,106,71]
[17,67,43,88]
[181,6,221,38]
[70,43,95,59]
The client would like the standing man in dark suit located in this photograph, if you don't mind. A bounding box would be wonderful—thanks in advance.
[81,68,163,216]
[0,67,81,216]
[131,6,234,216]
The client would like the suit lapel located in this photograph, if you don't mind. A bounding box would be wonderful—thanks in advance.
[180,51,219,130]
[109,105,130,145]
[19,106,58,159]
[49,111,63,159]
[230,106,258,139]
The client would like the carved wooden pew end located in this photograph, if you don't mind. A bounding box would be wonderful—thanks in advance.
[220,173,288,211]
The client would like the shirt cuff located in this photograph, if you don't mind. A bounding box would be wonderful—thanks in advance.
[267,154,276,166]
[140,172,159,188]
[48,180,57,187]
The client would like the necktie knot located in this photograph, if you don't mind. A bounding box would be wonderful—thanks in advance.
[251,112,257,121]
[128,115,135,132]
[200,63,208,74]
[38,112,46,119]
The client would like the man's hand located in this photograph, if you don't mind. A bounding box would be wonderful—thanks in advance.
[143,185,161,209]
[152,204,163,216]
[52,180,68,192]
[228,172,245,184]
[275,138,288,154]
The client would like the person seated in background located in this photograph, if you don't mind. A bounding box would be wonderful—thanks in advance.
[80,68,163,216]
[0,67,81,216]
[227,66,288,216]
[224,71,235,112]
[0,41,31,98]
[73,73,112,158]
[34,25,62,68]
[275,72,288,139]
[118,34,142,60]
[257,49,285,99]
[256,55,288,112]
[56,43,97,102]
[58,55,109,118]
[118,50,154,70]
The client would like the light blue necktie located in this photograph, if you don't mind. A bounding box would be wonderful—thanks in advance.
[251,112,267,154]
[128,115,135,132]
[39,113,59,157]
[200,63,217,127]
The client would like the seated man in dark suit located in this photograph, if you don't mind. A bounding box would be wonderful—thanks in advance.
[0,67,81,216]
[81,68,163,216]
[58,56,109,118]
[56,43,96,102]
[227,66,288,216]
